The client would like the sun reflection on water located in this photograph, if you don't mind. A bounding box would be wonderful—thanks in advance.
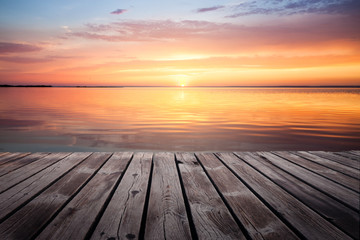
[0,87,359,151]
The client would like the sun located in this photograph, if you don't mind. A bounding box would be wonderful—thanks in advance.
[181,83,185,87]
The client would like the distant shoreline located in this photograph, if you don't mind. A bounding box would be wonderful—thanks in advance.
[0,84,360,88]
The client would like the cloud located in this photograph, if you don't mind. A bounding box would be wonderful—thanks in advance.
[70,20,222,42]
[226,0,360,17]
[197,5,224,13]
[0,42,42,54]
[110,9,127,15]
[67,17,360,48]
[0,56,53,64]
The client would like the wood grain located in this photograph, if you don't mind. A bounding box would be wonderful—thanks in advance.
[309,151,360,170]
[227,152,352,240]
[0,152,112,240]
[0,152,71,193]
[36,152,132,240]
[238,151,359,239]
[197,152,298,240]
[176,152,245,240]
[294,151,359,179]
[274,151,359,193]
[0,151,357,239]
[91,152,153,240]
[350,150,360,157]
[0,152,49,177]
[145,152,192,240]
[259,152,359,210]
[0,152,92,221]
[335,151,360,161]
[0,153,30,165]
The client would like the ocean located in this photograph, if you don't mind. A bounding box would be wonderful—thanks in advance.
[0,87,359,152]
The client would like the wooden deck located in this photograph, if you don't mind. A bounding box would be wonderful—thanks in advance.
[0,151,359,240]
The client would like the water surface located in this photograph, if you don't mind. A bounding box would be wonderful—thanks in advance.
[0,87,359,151]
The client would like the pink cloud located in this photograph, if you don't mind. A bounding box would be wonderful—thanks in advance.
[0,56,53,64]
[0,42,42,54]
[67,17,360,49]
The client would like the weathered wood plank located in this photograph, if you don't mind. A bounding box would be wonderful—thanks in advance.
[176,152,245,240]
[196,153,298,240]
[294,151,359,179]
[36,152,133,240]
[226,152,353,240]
[258,152,359,211]
[274,151,359,193]
[0,152,49,177]
[237,152,359,239]
[0,152,92,221]
[309,151,360,170]
[335,151,360,161]
[0,153,71,193]
[0,153,30,165]
[350,150,360,156]
[0,152,112,240]
[0,152,9,158]
[145,152,192,240]
[90,152,153,240]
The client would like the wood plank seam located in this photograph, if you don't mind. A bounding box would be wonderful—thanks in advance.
[256,153,358,212]
[291,152,359,180]
[334,152,360,161]
[194,153,252,240]
[0,152,94,224]
[309,151,360,170]
[174,153,199,240]
[84,153,134,240]
[234,152,359,239]
[219,153,306,239]
[0,153,50,178]
[272,152,359,194]
[0,153,31,166]
[0,153,73,195]
[144,152,192,239]
[138,153,154,240]
[31,153,116,239]
[349,151,360,159]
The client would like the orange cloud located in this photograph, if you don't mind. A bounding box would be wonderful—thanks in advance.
[1,14,359,86]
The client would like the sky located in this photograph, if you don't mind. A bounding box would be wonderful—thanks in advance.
[0,0,359,86]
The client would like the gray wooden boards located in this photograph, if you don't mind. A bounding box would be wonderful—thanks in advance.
[0,152,112,240]
[144,152,192,240]
[196,153,299,240]
[309,151,360,170]
[91,152,153,240]
[226,152,352,240]
[0,152,71,193]
[0,151,358,239]
[35,152,132,240]
[0,152,49,177]
[294,151,359,179]
[274,151,360,193]
[236,152,359,239]
[176,152,245,240]
[0,152,92,221]
[0,153,31,165]
[258,152,359,211]
[335,151,360,161]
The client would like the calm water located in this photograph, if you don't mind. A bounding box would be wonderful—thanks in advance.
[0,87,359,152]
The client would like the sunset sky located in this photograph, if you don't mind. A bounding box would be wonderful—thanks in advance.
[0,0,359,86]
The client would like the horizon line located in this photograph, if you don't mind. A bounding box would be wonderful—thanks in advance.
[1,84,360,88]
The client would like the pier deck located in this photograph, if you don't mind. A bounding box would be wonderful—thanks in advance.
[0,151,359,239]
